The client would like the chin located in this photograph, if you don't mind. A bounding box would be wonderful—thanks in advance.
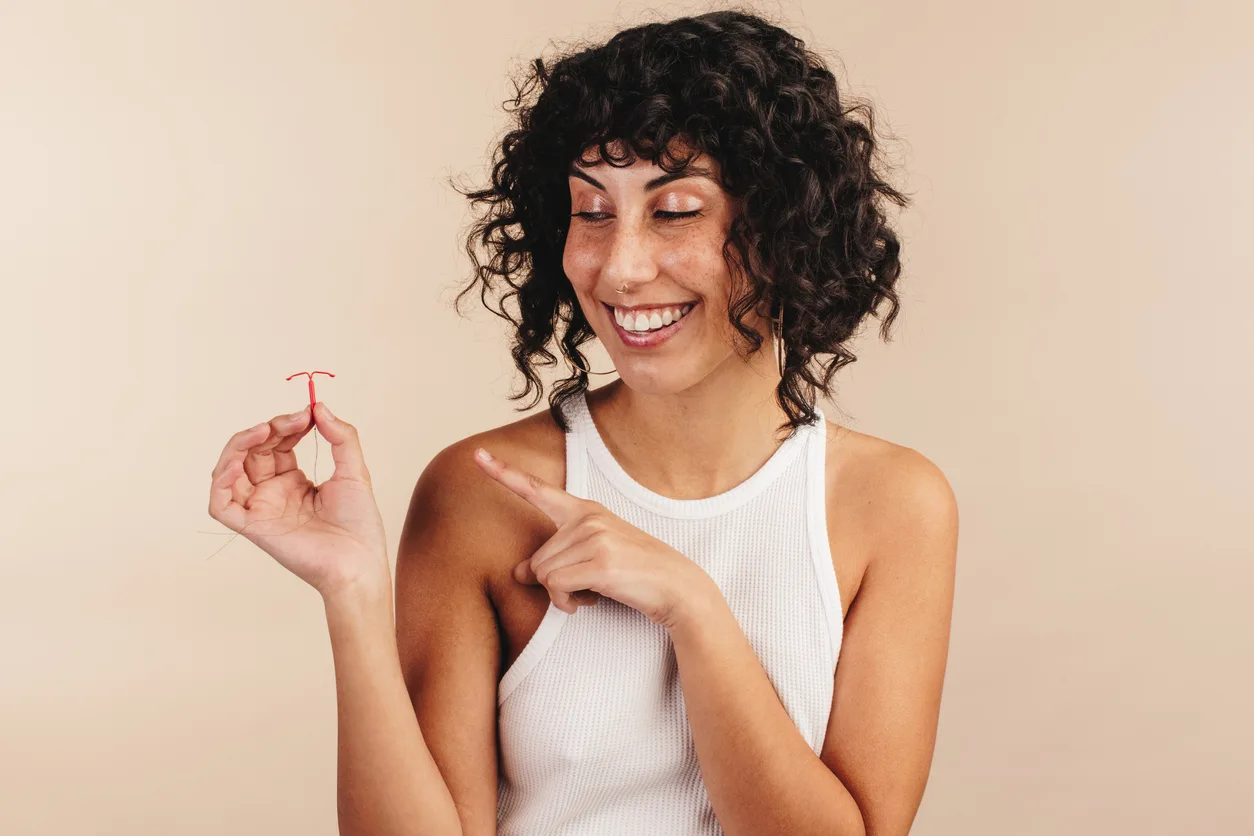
[609,359,703,395]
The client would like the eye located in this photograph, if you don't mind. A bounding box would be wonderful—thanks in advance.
[569,210,702,222]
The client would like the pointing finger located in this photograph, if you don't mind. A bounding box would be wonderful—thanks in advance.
[473,447,582,526]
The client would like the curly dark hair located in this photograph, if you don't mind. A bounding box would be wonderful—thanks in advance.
[451,7,910,437]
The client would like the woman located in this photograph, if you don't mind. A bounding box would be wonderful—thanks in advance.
[208,10,957,835]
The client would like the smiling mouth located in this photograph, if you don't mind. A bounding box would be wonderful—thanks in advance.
[602,301,697,333]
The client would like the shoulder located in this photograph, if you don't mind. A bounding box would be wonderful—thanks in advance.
[400,403,569,583]
[414,405,567,514]
[820,419,959,572]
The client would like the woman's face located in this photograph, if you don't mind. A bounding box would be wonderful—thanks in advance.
[562,140,770,395]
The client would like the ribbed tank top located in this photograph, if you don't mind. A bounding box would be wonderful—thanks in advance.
[496,389,844,835]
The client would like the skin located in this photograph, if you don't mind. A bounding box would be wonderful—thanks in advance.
[211,137,958,835]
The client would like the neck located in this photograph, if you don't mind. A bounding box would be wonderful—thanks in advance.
[588,353,802,501]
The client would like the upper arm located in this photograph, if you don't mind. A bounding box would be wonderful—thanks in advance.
[395,440,504,836]
[819,447,959,835]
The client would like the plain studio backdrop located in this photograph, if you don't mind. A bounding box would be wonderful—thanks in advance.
[2,1,1250,833]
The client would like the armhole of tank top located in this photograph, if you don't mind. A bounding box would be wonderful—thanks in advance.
[496,416,584,707]
[806,419,844,675]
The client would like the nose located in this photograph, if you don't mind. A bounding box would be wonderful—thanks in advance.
[600,218,657,294]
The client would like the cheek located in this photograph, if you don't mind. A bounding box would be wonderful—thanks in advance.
[562,234,602,290]
[657,230,731,301]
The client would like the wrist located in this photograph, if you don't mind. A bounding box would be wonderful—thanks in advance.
[661,566,722,636]
[320,565,392,611]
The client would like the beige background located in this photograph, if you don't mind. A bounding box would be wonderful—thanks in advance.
[2,0,1250,833]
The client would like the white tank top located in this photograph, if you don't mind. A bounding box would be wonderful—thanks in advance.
[496,389,844,835]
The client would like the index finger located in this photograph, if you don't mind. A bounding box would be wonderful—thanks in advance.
[474,447,582,526]
[210,420,271,482]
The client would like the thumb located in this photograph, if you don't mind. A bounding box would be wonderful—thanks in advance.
[313,401,371,485]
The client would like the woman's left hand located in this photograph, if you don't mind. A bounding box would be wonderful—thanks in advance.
[473,446,714,629]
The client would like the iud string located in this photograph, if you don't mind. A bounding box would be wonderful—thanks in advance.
[198,371,336,560]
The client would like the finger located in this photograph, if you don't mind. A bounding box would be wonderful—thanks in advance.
[210,421,271,483]
[529,551,577,613]
[525,538,604,612]
[311,401,372,485]
[518,554,601,610]
[514,557,536,585]
[514,515,602,585]
[269,406,315,476]
[208,457,250,532]
[244,407,314,483]
[474,448,582,526]
[543,561,605,614]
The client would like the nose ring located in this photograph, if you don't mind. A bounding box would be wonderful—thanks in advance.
[614,283,630,294]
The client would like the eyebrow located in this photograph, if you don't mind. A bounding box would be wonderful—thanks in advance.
[568,163,717,192]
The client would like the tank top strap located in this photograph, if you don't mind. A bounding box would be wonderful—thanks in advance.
[800,404,844,671]
[561,394,591,499]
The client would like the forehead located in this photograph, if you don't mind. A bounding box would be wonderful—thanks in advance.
[572,136,714,174]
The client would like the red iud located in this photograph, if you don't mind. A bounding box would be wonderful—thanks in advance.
[286,370,335,411]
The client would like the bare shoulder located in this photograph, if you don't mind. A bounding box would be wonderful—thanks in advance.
[819,420,960,602]
[404,405,568,585]
[826,421,957,529]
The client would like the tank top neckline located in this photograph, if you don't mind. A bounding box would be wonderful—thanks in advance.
[567,388,823,520]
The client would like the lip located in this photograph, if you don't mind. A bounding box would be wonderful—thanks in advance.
[604,300,698,349]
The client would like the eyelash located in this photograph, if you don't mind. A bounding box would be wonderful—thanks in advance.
[570,210,702,222]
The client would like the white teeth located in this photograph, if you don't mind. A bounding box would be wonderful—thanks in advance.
[614,303,694,332]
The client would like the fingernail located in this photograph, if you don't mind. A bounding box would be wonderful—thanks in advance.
[287,410,305,421]
[320,402,335,420]
[475,447,492,462]
[252,421,269,432]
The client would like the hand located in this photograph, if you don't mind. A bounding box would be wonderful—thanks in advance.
[207,402,389,599]
[472,446,713,629]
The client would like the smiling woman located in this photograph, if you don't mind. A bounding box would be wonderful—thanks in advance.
[406,9,954,836]
[210,8,958,836]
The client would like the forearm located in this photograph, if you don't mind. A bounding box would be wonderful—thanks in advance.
[324,577,463,836]
[667,590,866,836]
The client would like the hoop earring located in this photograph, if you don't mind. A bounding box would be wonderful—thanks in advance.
[568,354,617,377]
[773,299,786,377]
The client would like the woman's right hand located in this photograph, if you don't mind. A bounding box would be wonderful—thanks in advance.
[207,401,390,599]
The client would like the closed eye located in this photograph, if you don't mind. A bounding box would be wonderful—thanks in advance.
[570,210,702,222]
